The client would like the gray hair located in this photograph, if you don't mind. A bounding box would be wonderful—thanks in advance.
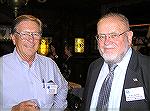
[97,12,130,30]
[11,15,43,34]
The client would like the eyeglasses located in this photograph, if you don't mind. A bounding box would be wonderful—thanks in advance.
[15,31,42,40]
[95,30,129,41]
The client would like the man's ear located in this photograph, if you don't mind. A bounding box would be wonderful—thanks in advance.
[127,30,133,46]
[11,34,16,45]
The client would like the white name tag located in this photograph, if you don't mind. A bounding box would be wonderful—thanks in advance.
[125,87,145,101]
[45,83,58,94]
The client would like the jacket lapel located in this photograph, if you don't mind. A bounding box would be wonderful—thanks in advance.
[84,57,104,110]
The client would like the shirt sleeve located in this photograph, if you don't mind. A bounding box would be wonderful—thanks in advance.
[51,62,68,111]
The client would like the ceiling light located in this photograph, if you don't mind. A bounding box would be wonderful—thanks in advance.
[37,0,47,3]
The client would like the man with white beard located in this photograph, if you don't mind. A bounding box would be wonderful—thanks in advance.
[82,12,150,111]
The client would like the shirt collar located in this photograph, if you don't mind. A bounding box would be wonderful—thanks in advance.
[117,47,132,69]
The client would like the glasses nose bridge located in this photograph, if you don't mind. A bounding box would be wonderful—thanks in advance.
[28,32,34,37]
[103,34,112,43]
[26,32,34,40]
[105,34,111,39]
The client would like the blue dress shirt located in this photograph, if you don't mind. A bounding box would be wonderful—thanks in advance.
[1,48,68,111]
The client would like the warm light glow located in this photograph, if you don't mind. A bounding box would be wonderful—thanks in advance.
[38,38,49,56]
[75,38,84,53]
[130,24,150,27]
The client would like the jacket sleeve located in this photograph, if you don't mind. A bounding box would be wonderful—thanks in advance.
[139,54,150,103]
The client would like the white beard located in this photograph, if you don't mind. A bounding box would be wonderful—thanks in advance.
[99,45,129,64]
[102,52,124,64]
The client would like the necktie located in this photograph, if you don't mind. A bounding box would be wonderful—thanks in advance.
[96,64,118,111]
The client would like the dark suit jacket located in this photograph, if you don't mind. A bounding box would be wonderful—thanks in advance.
[82,49,150,111]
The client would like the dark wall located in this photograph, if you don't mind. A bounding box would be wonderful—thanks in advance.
[0,40,15,57]
[64,55,99,87]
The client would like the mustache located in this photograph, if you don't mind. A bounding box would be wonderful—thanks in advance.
[104,45,116,49]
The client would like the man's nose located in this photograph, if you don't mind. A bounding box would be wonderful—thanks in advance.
[104,36,111,45]
[28,34,34,42]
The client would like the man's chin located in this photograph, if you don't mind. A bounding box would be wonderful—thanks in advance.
[103,54,118,63]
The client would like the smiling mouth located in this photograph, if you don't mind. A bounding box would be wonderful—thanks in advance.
[24,44,35,48]
[104,48,116,53]
[105,47,114,50]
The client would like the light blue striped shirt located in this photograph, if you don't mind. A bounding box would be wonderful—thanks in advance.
[90,48,132,111]
[1,48,68,111]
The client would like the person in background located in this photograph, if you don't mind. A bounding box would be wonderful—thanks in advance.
[61,44,73,80]
[82,12,150,111]
[47,44,59,60]
[1,15,68,111]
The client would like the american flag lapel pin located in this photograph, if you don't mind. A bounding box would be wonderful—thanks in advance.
[133,78,138,82]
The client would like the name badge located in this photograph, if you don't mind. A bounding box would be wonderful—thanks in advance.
[45,83,58,95]
[125,87,145,101]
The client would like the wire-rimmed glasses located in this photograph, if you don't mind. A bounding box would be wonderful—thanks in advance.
[95,30,129,41]
[15,31,42,40]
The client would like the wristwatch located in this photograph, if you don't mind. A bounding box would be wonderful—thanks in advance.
[54,55,58,59]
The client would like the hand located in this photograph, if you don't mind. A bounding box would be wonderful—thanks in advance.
[11,100,40,111]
